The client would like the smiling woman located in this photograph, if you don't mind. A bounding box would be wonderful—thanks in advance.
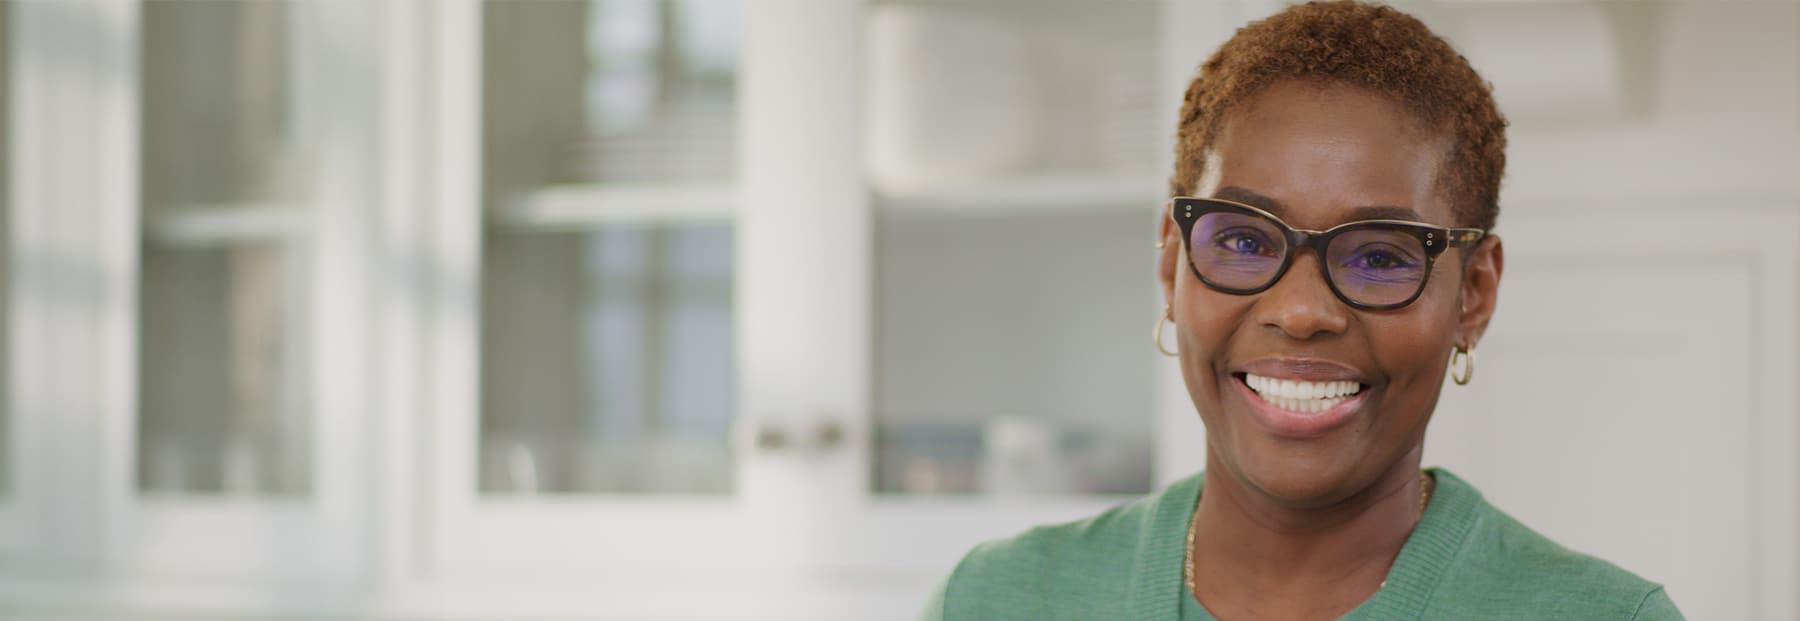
[921,2,1684,620]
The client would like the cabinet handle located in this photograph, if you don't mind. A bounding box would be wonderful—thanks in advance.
[754,423,790,451]
[813,420,845,450]
[747,418,848,453]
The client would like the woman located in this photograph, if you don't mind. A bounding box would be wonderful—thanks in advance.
[921,2,1682,619]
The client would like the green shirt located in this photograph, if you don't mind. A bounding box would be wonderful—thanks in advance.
[921,468,1682,620]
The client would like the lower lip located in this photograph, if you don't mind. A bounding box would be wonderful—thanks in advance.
[1232,375,1368,439]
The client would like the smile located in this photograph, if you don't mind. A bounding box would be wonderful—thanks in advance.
[1243,373,1365,414]
[1229,367,1373,439]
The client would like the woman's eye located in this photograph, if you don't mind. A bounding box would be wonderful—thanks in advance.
[1213,229,1275,256]
[1352,248,1415,270]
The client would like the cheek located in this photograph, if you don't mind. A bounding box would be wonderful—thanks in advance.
[1369,276,1463,397]
[1175,287,1254,395]
[1371,318,1452,380]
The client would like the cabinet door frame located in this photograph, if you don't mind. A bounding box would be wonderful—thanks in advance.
[0,0,24,561]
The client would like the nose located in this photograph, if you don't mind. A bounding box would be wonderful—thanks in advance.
[1255,252,1351,340]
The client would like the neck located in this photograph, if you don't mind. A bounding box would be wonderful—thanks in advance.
[1189,449,1426,616]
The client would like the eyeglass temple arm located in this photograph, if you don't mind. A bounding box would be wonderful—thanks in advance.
[1445,228,1485,248]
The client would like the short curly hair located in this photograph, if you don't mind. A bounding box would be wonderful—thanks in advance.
[1171,0,1508,231]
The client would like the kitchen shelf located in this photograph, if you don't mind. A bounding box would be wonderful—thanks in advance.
[145,203,309,247]
[876,173,1163,216]
[497,183,736,230]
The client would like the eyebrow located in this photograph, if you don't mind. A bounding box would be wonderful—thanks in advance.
[1211,185,1426,223]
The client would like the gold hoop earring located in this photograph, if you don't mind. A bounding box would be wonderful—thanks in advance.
[1450,346,1475,385]
[1155,304,1179,357]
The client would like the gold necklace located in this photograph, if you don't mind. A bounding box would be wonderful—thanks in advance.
[1183,471,1434,598]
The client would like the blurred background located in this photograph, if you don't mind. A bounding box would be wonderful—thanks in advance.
[0,0,1796,619]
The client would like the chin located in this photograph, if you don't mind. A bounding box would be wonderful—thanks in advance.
[1252,457,1360,500]
[1217,431,1374,506]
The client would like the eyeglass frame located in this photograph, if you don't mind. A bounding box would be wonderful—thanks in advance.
[1168,196,1486,311]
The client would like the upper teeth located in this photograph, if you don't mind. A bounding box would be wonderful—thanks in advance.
[1245,373,1362,413]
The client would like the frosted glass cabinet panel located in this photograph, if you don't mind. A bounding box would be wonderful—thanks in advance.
[480,225,734,494]
[478,0,738,494]
[873,211,1157,495]
[137,2,310,495]
[868,1,1161,496]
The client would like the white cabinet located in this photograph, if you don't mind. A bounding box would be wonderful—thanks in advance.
[0,1,1796,620]
[1425,206,1799,621]
[418,2,1169,618]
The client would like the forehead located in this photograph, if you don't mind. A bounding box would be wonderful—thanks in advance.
[1196,81,1452,228]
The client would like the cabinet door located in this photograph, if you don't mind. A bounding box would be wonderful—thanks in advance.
[122,0,383,579]
[1425,206,1799,621]
[421,4,767,617]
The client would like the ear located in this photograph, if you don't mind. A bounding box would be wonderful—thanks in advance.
[1158,206,1181,307]
[1455,235,1504,349]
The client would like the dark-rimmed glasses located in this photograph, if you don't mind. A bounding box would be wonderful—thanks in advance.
[1170,196,1485,310]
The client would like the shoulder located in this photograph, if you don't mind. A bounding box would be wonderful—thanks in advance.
[1428,470,1683,620]
[924,473,1200,620]
[954,492,1152,585]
